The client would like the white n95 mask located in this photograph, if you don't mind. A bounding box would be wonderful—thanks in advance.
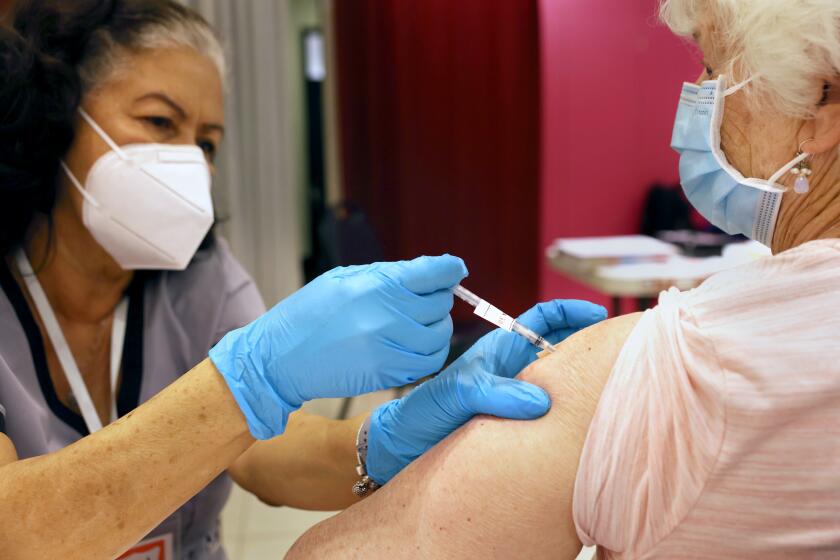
[61,108,214,270]
[671,76,808,247]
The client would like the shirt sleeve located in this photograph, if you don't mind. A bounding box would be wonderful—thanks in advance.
[572,239,840,558]
[212,278,266,346]
[572,287,726,558]
[210,240,267,347]
[0,403,6,434]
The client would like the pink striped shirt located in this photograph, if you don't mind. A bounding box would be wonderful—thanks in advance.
[574,239,840,559]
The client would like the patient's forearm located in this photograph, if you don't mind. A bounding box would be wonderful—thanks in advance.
[286,313,641,560]
[230,411,365,510]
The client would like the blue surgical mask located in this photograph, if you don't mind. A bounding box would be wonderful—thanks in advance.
[671,76,807,247]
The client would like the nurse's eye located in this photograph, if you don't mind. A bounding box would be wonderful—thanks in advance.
[198,139,217,161]
[705,65,714,77]
[143,116,176,133]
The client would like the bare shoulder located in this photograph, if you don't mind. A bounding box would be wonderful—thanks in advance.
[286,313,642,560]
[0,434,16,466]
[519,311,642,427]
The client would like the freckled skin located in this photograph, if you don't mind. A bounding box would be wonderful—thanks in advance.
[0,359,254,558]
[16,45,225,432]
[692,28,840,255]
[286,315,641,560]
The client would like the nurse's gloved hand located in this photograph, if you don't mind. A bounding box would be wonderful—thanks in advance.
[209,255,468,440]
[365,299,607,484]
[451,299,608,381]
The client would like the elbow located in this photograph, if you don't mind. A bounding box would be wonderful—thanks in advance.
[228,452,287,507]
[227,448,258,494]
[256,494,286,508]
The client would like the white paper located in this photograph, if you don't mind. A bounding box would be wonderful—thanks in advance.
[549,235,678,260]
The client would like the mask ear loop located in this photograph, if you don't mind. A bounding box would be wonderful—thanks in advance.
[723,75,756,97]
[61,108,131,207]
[768,152,810,186]
[708,75,760,185]
[77,108,129,160]
[719,74,800,190]
[60,161,101,208]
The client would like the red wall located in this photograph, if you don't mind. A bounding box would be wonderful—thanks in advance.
[335,0,541,320]
[538,0,700,307]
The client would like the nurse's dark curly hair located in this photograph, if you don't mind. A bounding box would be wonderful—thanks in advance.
[0,0,223,258]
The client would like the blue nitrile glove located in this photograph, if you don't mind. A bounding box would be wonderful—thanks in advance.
[365,299,607,484]
[209,255,468,440]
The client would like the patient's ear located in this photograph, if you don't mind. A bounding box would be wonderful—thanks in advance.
[800,81,840,155]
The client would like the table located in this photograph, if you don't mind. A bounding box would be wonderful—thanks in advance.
[546,235,769,315]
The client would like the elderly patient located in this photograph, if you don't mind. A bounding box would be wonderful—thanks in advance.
[288,1,840,558]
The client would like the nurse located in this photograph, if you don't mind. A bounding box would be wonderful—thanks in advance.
[0,1,606,558]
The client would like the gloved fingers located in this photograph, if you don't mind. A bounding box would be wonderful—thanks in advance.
[559,299,608,328]
[456,368,551,419]
[386,315,454,357]
[517,299,607,335]
[417,344,450,378]
[376,342,451,386]
[387,287,455,326]
[388,254,468,295]
[366,400,409,485]
[443,328,527,381]
[321,262,384,280]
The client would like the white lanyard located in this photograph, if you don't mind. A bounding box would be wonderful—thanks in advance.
[14,249,127,433]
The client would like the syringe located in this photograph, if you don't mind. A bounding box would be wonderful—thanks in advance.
[452,285,556,354]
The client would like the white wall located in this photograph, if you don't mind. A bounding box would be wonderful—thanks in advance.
[181,0,309,304]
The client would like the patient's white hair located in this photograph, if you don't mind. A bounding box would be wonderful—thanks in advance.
[660,0,840,118]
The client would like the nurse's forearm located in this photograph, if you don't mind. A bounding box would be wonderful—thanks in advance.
[230,411,364,511]
[0,358,254,559]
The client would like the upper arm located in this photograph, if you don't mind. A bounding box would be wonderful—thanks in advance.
[213,279,266,344]
[286,313,641,560]
[0,434,16,467]
[207,241,267,345]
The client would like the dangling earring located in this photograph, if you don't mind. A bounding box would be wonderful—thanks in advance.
[790,138,815,194]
